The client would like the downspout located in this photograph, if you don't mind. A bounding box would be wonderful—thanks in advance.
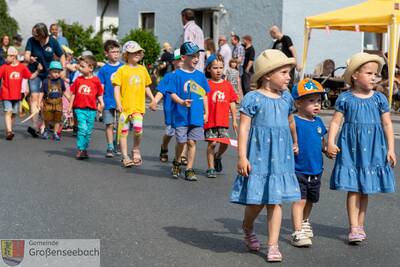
[100,0,112,35]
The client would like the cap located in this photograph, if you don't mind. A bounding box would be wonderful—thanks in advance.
[291,78,325,100]
[81,50,93,57]
[205,53,217,68]
[49,61,63,70]
[7,46,18,56]
[122,41,145,53]
[180,41,204,56]
[173,49,181,60]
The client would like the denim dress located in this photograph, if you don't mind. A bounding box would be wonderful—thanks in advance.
[230,90,301,204]
[330,91,396,194]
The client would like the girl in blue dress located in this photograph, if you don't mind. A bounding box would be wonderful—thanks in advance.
[328,52,396,244]
[230,50,301,262]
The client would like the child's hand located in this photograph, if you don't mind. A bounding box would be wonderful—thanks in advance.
[203,112,208,124]
[232,121,238,136]
[327,143,340,159]
[237,157,252,177]
[37,63,43,71]
[149,100,157,111]
[293,143,299,155]
[181,99,192,107]
[387,150,397,168]
[97,102,104,112]
[116,104,123,113]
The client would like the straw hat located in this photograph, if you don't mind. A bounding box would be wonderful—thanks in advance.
[251,49,296,84]
[343,52,385,85]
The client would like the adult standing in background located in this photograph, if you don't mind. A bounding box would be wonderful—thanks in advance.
[231,34,245,76]
[241,35,255,95]
[270,25,301,88]
[181,8,205,72]
[25,22,65,137]
[217,35,232,73]
[158,42,174,77]
[0,35,10,66]
[50,23,70,48]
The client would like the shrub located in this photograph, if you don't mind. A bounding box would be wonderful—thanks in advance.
[121,29,160,65]
[0,0,18,39]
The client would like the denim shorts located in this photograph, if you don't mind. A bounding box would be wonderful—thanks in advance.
[175,126,204,143]
[103,109,116,125]
[28,76,43,93]
[165,125,175,137]
[296,172,322,203]
[3,100,20,114]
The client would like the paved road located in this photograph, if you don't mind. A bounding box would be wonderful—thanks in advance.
[0,110,399,267]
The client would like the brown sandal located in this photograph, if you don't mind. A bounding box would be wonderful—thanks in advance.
[159,147,168,162]
[131,149,142,166]
[121,157,134,168]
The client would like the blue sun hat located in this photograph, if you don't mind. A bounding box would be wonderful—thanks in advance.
[49,61,63,70]
[292,78,325,100]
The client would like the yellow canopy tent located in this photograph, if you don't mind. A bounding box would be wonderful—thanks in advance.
[301,0,400,105]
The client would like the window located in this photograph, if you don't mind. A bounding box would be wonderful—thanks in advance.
[140,12,155,33]
[363,32,383,52]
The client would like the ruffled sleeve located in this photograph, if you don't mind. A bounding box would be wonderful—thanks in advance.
[282,90,295,114]
[335,92,348,113]
[375,92,390,114]
[239,91,258,117]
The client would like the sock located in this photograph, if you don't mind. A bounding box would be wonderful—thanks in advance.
[107,143,114,150]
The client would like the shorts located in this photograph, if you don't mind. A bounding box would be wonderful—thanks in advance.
[165,125,175,137]
[175,126,204,143]
[43,98,63,123]
[204,127,230,139]
[120,112,143,135]
[3,100,20,114]
[28,76,43,93]
[103,109,116,125]
[296,172,322,203]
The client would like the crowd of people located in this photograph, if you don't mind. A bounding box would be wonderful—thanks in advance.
[0,7,397,263]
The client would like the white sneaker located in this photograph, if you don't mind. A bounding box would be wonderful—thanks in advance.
[291,231,312,247]
[302,219,314,238]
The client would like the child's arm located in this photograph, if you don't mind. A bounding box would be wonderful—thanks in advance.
[114,85,122,112]
[145,86,156,110]
[203,95,208,123]
[237,113,252,176]
[327,111,343,159]
[68,94,75,114]
[230,101,238,136]
[171,93,192,107]
[288,114,299,155]
[150,92,163,111]
[237,76,243,101]
[97,95,104,112]
[381,112,397,167]
[29,63,43,80]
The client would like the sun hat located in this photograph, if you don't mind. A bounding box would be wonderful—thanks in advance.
[291,78,325,100]
[173,49,181,60]
[49,61,63,70]
[343,52,385,85]
[7,46,18,56]
[251,49,296,84]
[122,41,145,53]
[180,41,204,56]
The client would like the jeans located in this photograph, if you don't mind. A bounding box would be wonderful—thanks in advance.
[241,71,253,95]
[74,108,97,150]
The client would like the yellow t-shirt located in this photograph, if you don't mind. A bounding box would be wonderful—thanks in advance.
[112,64,152,114]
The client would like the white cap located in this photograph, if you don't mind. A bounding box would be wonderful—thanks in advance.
[122,41,145,53]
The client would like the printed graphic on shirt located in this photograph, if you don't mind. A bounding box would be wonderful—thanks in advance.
[9,72,21,79]
[129,75,141,86]
[45,46,53,53]
[78,85,91,95]
[212,90,226,103]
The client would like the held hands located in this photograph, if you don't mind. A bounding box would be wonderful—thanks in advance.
[387,150,397,168]
[327,143,341,159]
[237,157,252,177]
[181,99,192,107]
[149,100,157,111]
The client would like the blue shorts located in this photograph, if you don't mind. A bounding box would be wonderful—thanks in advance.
[3,100,20,114]
[165,125,175,137]
[103,109,116,125]
[175,126,204,143]
[28,76,43,93]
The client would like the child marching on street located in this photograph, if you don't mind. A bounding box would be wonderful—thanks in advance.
[230,50,300,262]
[204,54,238,178]
[290,79,327,247]
[327,52,396,244]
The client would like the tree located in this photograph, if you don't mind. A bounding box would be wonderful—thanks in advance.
[0,0,19,39]
[58,20,104,61]
[121,29,160,65]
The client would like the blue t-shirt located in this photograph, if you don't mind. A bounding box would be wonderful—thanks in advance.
[42,78,66,99]
[167,69,210,127]
[157,71,174,126]
[98,62,123,110]
[25,37,64,80]
[294,115,327,175]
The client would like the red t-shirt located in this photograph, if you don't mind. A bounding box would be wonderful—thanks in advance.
[0,63,32,100]
[70,76,104,110]
[204,80,238,129]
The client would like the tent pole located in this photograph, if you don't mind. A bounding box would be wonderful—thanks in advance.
[301,23,311,80]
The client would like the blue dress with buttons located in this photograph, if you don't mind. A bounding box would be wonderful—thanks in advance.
[230,90,301,205]
[330,90,396,194]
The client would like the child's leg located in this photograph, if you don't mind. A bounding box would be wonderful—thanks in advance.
[132,113,143,151]
[83,110,97,149]
[215,143,229,159]
[358,194,368,227]
[175,142,186,161]
[291,200,306,231]
[106,124,114,148]
[207,141,216,168]
[53,122,61,134]
[74,109,88,151]
[4,111,12,132]
[161,135,173,150]
[186,140,196,169]
[303,201,313,220]
[243,204,264,231]
[347,192,361,231]
[267,204,282,246]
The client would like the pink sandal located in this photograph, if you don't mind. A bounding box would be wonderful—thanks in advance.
[348,227,363,244]
[357,226,366,240]
[242,223,260,251]
[267,244,282,262]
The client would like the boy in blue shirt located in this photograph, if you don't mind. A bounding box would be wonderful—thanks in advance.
[97,40,123,157]
[167,42,210,181]
[290,79,327,247]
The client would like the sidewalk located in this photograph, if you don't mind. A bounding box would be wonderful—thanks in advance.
[319,109,400,136]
